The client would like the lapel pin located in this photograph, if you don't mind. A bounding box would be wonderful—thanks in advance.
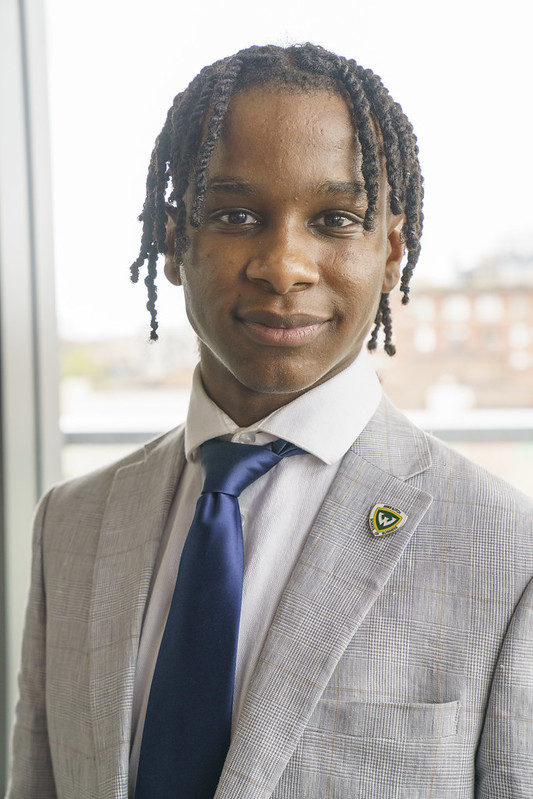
[369,505,407,537]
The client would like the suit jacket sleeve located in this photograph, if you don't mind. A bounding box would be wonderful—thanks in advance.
[6,489,58,799]
[476,576,533,798]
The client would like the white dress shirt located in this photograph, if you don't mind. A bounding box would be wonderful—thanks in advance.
[128,351,382,794]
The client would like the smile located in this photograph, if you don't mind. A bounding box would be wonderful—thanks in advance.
[237,311,328,347]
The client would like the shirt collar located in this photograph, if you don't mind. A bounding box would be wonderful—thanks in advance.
[184,349,382,466]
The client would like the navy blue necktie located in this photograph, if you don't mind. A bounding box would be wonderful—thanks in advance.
[136,437,304,799]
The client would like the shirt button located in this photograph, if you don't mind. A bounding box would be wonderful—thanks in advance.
[238,432,256,444]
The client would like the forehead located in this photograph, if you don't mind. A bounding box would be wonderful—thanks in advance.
[206,87,363,184]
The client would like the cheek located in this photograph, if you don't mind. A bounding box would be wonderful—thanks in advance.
[180,251,238,338]
[179,263,209,333]
[329,247,386,307]
[186,241,243,292]
[181,250,217,303]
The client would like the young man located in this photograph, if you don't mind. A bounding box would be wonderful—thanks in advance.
[8,44,533,798]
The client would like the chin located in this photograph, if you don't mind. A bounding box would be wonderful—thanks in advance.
[231,361,329,398]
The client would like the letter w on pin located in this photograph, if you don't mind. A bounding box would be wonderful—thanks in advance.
[369,505,407,537]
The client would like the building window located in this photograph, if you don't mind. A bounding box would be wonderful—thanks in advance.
[475,294,504,322]
[509,323,530,349]
[442,295,471,322]
[509,351,529,371]
[411,296,436,322]
[413,326,437,353]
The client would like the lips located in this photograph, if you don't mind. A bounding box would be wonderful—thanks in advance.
[236,310,329,346]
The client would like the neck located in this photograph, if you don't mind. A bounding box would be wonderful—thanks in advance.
[200,374,307,427]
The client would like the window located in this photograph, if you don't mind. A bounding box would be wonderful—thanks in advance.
[475,294,504,322]
[442,296,471,322]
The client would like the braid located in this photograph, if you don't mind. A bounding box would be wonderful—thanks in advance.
[335,60,381,231]
[356,69,403,214]
[368,293,395,356]
[190,56,244,226]
[144,246,159,340]
[130,43,424,354]
[387,101,424,306]
[170,69,219,262]
[129,105,173,338]
[367,301,383,352]
[381,293,396,356]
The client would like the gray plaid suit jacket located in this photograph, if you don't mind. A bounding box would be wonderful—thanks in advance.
[7,397,533,798]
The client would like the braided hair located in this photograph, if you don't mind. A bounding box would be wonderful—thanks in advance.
[130,43,424,355]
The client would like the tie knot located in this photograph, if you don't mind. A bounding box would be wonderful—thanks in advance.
[199,438,305,497]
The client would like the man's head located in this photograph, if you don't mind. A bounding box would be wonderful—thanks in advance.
[131,44,423,346]
[130,44,423,422]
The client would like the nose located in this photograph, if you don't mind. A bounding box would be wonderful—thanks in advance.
[245,224,320,294]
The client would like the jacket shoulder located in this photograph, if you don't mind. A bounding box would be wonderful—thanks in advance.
[359,395,533,514]
[35,424,185,538]
[422,423,533,512]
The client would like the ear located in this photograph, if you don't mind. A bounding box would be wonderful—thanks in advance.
[382,214,405,293]
[163,205,182,286]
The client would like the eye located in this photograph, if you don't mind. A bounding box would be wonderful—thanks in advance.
[310,210,363,235]
[323,212,352,227]
[211,209,259,226]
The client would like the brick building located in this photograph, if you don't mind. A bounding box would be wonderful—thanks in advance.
[376,257,533,410]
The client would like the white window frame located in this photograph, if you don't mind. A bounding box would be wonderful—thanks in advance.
[0,0,60,785]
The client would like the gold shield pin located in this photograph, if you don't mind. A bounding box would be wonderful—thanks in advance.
[369,505,407,537]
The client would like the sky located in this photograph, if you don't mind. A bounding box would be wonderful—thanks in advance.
[45,0,533,340]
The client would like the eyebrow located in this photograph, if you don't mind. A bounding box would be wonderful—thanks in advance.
[314,181,367,199]
[206,177,367,200]
[206,178,258,196]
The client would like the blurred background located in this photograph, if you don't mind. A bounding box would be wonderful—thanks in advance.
[1,0,532,787]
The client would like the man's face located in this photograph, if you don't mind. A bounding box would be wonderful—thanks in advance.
[166,87,404,425]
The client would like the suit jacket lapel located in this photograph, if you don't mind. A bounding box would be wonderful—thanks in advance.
[88,427,185,798]
[217,399,434,799]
